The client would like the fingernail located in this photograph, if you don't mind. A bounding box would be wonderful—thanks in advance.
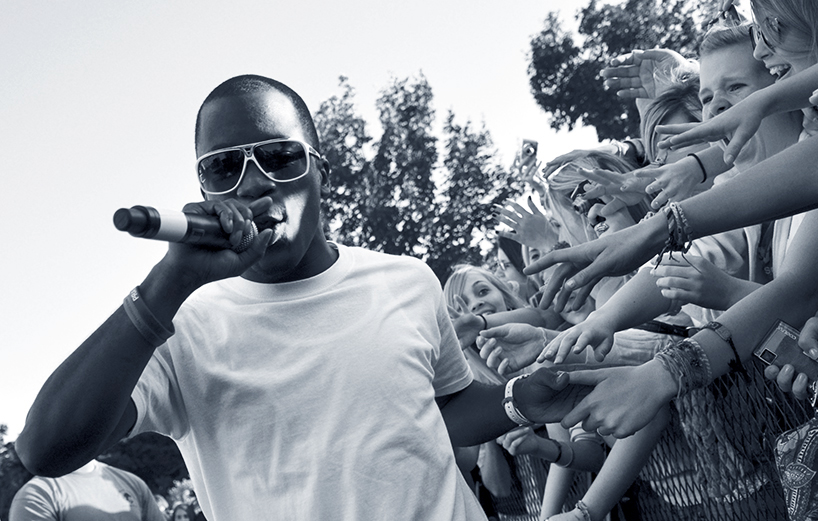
[724,154,734,165]
[810,349,818,359]
[566,280,576,290]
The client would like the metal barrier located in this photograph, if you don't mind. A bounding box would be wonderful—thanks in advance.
[476,358,811,520]
[634,357,809,520]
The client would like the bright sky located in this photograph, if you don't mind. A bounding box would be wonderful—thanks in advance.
[1,0,616,439]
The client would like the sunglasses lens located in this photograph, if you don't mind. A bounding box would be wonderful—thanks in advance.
[254,141,309,181]
[198,151,245,193]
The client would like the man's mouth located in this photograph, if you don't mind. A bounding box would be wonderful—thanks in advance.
[254,211,285,232]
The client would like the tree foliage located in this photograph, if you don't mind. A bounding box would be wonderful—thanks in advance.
[363,74,439,257]
[314,76,372,246]
[98,432,189,496]
[424,112,515,280]
[528,0,721,141]
[0,425,33,520]
[315,76,518,283]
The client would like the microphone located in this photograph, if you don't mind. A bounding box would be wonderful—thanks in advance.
[113,205,257,253]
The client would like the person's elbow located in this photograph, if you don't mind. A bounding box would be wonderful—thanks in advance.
[15,423,98,477]
[15,429,71,477]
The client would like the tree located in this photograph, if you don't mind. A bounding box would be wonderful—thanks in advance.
[528,0,720,141]
[424,111,518,281]
[313,76,373,246]
[363,74,438,257]
[98,432,189,495]
[0,425,33,519]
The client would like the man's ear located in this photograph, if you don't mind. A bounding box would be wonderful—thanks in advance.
[318,157,331,197]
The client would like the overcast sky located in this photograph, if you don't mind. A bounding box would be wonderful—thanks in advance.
[1,0,616,439]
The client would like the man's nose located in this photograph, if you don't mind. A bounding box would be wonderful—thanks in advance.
[237,159,276,199]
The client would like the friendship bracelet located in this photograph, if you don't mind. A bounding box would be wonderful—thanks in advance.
[503,375,535,427]
[123,286,175,346]
[655,338,712,397]
[659,202,693,261]
[687,153,707,183]
[702,321,747,376]
[478,314,488,331]
[575,500,592,521]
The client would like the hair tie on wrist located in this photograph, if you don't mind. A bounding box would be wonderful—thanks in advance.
[688,153,707,183]
[478,314,488,331]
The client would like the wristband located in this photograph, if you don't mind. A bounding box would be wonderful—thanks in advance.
[555,441,575,467]
[687,153,707,183]
[123,286,175,346]
[478,314,488,331]
[702,321,746,376]
[503,375,535,427]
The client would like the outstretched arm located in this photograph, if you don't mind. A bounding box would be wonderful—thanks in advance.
[527,135,818,311]
[659,61,818,165]
[16,199,272,476]
[437,368,591,447]
[556,212,818,438]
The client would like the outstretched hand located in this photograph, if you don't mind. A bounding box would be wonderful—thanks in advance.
[539,317,616,365]
[656,94,767,166]
[515,368,593,426]
[560,360,678,438]
[448,295,483,349]
[651,254,746,311]
[495,196,558,249]
[523,214,665,312]
[634,155,708,209]
[579,167,648,210]
[497,426,548,457]
[477,323,552,376]
[601,48,693,100]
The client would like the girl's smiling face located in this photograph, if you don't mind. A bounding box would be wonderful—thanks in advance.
[459,272,509,316]
[751,7,817,80]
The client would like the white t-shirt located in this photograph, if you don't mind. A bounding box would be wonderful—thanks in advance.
[9,461,164,521]
[130,244,483,520]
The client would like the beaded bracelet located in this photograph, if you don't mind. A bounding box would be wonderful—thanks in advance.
[702,321,747,376]
[654,338,712,397]
[657,202,694,265]
[687,153,707,183]
[575,500,592,521]
[123,286,175,346]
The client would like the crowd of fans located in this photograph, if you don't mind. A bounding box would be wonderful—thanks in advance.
[445,0,818,519]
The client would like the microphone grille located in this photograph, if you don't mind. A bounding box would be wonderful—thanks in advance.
[234,221,258,253]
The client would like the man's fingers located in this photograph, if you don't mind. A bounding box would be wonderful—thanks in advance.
[248,196,273,216]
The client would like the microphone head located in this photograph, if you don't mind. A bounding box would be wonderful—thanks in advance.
[235,221,258,253]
